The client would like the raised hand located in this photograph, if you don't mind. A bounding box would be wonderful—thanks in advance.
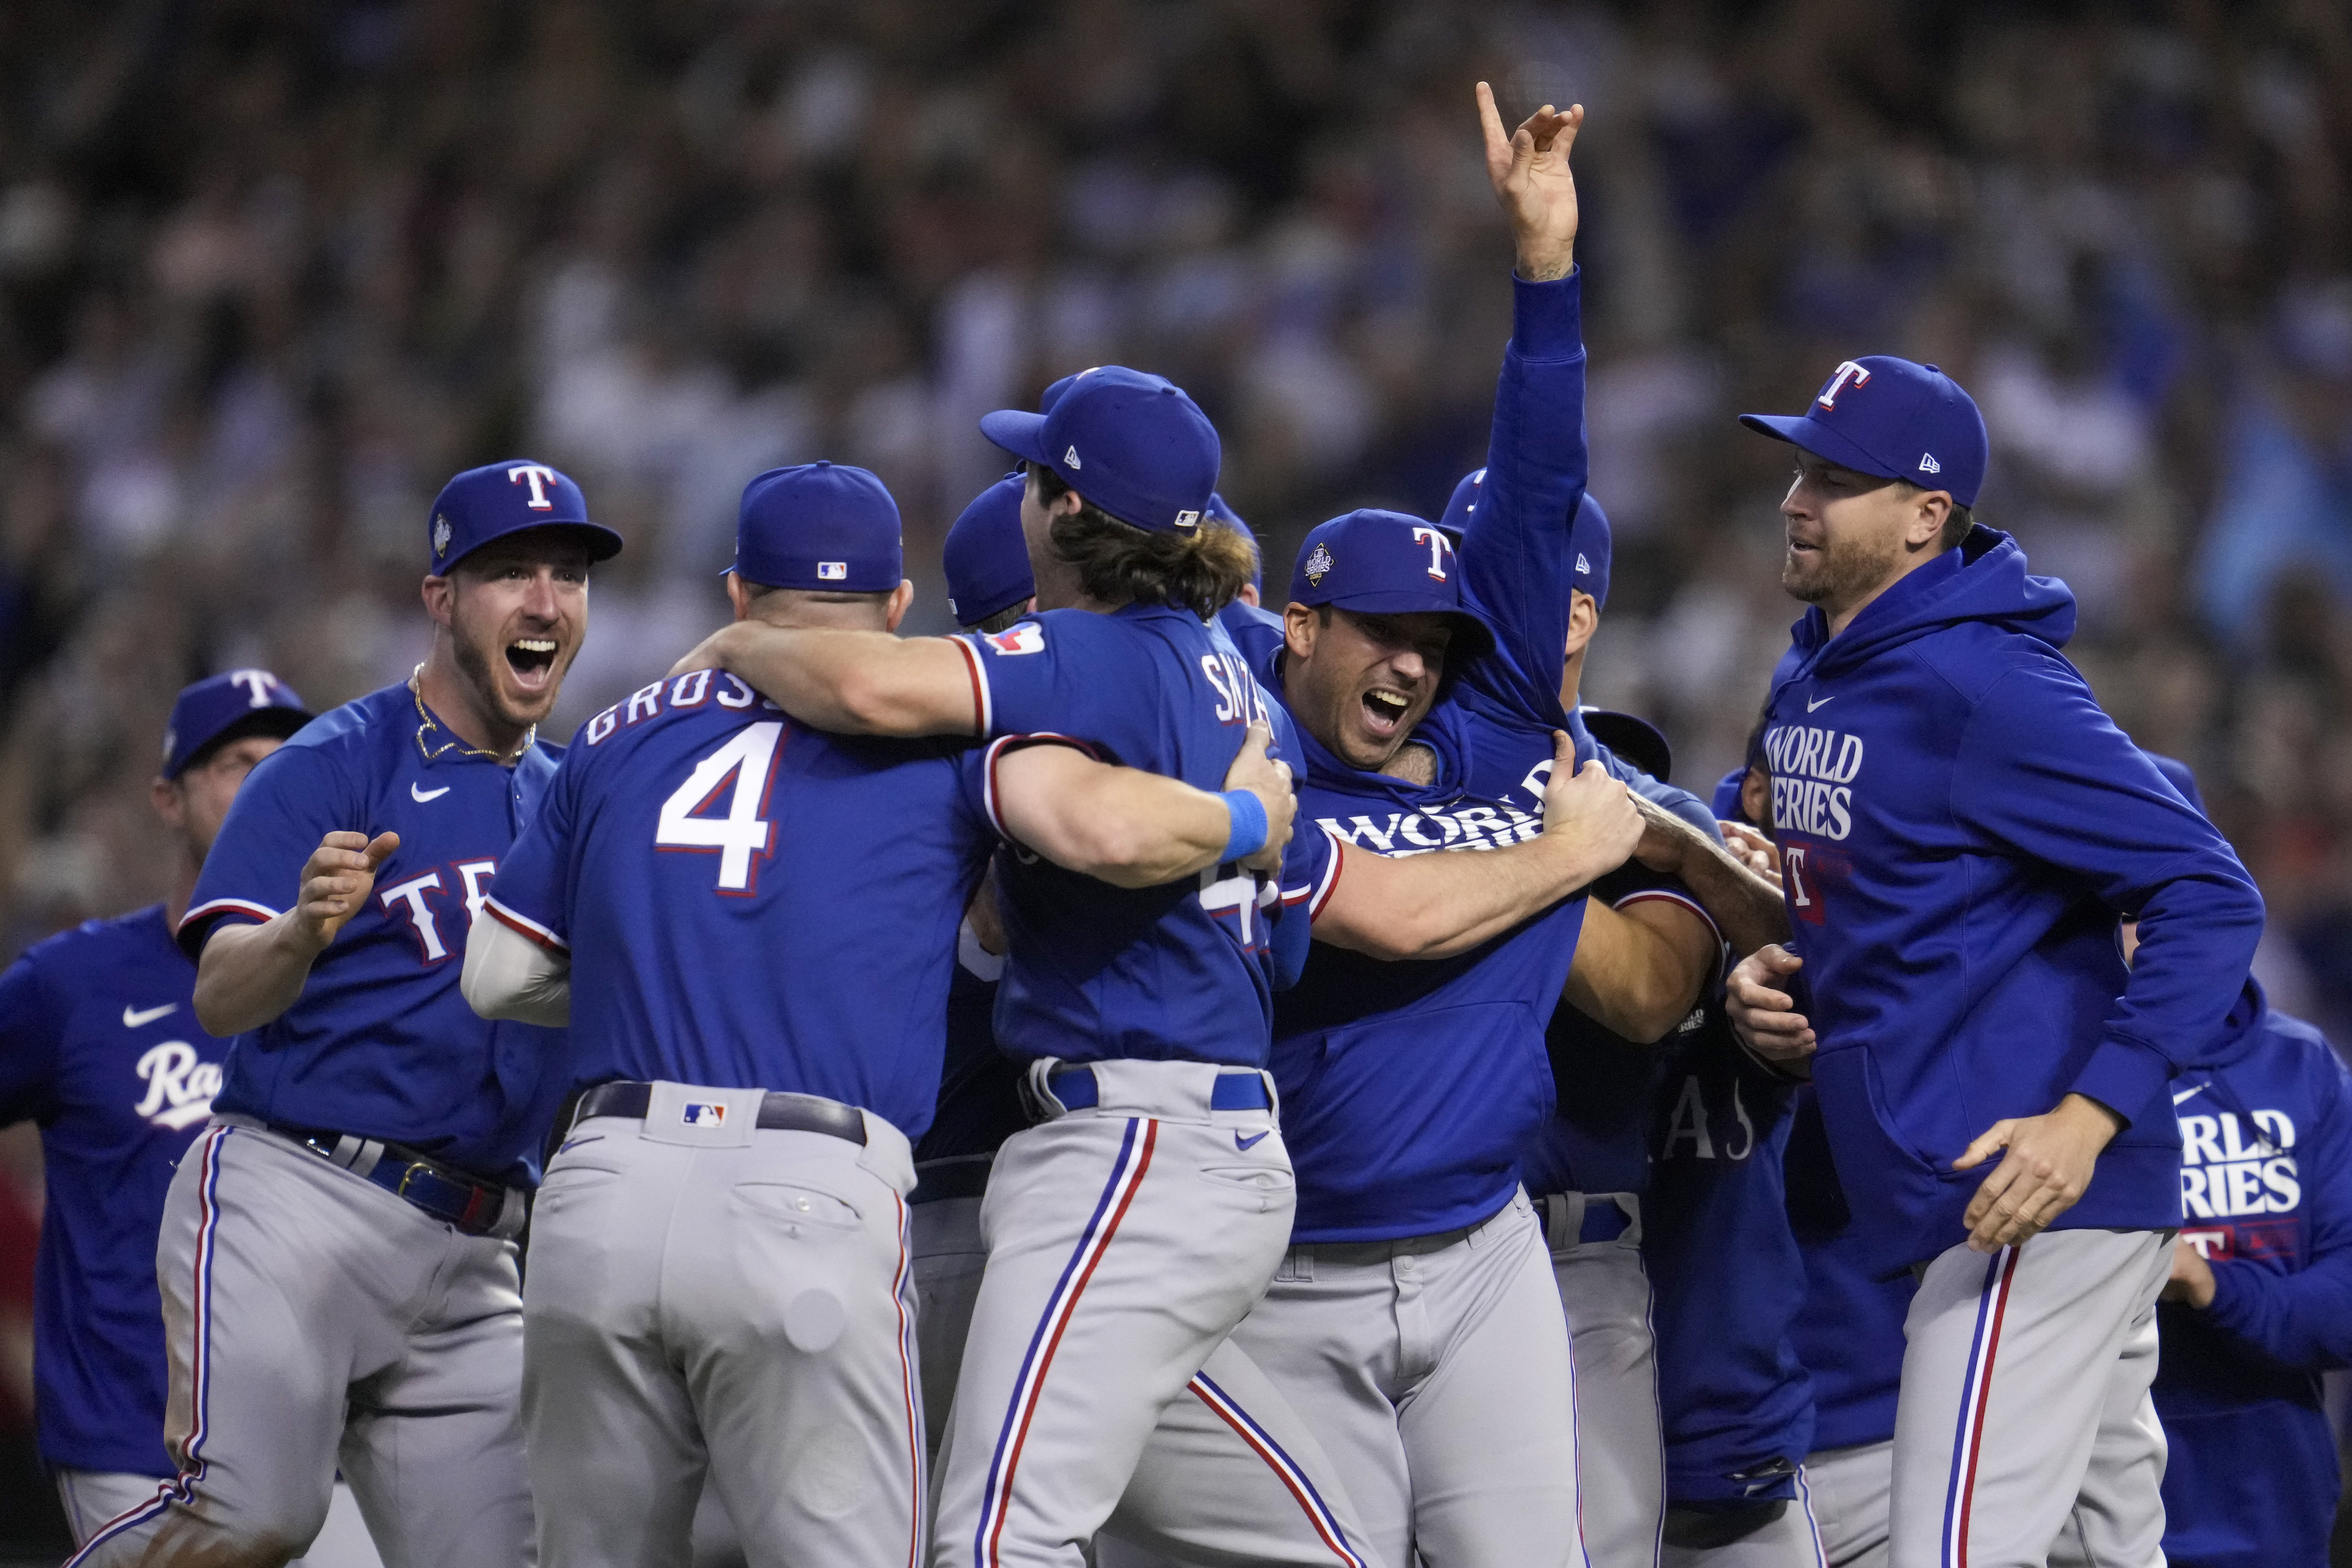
[1222,721,1298,876]
[293,830,400,954]
[1477,81,1583,282]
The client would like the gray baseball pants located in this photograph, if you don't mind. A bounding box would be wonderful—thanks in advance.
[1125,1187,1584,1568]
[523,1084,925,1568]
[911,1175,991,1460]
[1890,1229,2171,1568]
[57,1471,384,1564]
[1542,1191,1665,1568]
[66,1118,533,1568]
[1804,1442,1892,1568]
[929,1060,1300,1568]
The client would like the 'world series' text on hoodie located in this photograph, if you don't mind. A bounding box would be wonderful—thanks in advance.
[1761,526,2263,1270]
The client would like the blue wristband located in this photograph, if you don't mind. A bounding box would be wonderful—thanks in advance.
[1220,789,1270,864]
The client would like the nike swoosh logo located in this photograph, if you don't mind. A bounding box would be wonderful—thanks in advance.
[122,1002,179,1028]
[1807,694,1835,712]
[2172,1083,2209,1106]
[1235,1129,1270,1150]
[411,782,451,803]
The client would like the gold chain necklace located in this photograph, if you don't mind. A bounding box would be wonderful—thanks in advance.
[409,665,533,764]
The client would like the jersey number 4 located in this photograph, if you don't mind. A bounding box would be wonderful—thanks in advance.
[655,722,785,894]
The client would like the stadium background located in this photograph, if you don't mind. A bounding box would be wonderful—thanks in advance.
[0,0,2349,1555]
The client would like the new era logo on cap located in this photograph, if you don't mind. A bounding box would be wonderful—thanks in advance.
[1576,553,1591,575]
[682,1103,727,1127]
[1064,446,1082,469]
[1918,453,1941,473]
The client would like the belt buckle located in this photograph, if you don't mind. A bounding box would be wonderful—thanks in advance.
[394,1160,434,1204]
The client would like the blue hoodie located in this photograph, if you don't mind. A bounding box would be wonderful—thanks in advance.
[2154,981,2352,1568]
[1225,272,1596,1241]
[1760,527,2264,1268]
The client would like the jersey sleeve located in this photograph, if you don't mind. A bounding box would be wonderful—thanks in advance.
[1952,664,2266,1122]
[2200,1043,2352,1371]
[953,614,1142,750]
[955,733,1108,849]
[479,750,581,952]
[0,952,63,1125]
[180,741,360,956]
[1458,271,1589,729]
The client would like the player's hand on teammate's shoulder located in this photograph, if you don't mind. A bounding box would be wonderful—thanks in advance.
[1726,944,1814,1070]
[1222,720,1296,877]
[292,830,400,953]
[1475,81,1582,282]
[1952,1093,2125,1253]
[668,623,737,680]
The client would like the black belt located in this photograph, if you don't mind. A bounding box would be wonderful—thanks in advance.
[573,1081,866,1145]
[274,1125,518,1238]
[910,1155,994,1206]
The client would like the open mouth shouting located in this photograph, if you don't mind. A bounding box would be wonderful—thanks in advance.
[505,636,560,694]
[1361,685,1413,740]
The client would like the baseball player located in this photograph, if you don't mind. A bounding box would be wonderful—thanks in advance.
[1715,754,1912,1568]
[0,672,307,1544]
[677,356,1642,1568]
[1497,484,1786,1568]
[1723,358,2267,1568]
[2114,757,2352,1568]
[461,461,1304,1566]
[69,461,619,1567]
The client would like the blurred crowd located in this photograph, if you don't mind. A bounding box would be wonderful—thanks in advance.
[0,0,2349,1043]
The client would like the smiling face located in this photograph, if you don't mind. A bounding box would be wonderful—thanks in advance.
[1281,604,1455,771]
[428,530,594,735]
[1778,451,1947,632]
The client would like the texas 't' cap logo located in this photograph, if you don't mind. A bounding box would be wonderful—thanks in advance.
[1817,360,1872,410]
[1304,542,1335,586]
[432,515,453,558]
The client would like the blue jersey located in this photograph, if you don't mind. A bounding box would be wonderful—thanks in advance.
[1784,1087,1914,1452]
[0,907,225,1475]
[954,605,1336,1067]
[914,940,1028,1164]
[1760,530,2264,1268]
[182,682,569,1186]
[484,669,996,1139]
[1232,272,1596,1242]
[2155,982,2352,1568]
[1523,745,1720,1199]
[1643,1002,1813,1506]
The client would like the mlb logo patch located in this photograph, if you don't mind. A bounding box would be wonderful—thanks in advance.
[985,623,1045,655]
[682,1102,727,1128]
[817,561,848,581]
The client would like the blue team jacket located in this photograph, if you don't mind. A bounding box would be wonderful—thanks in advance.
[1761,527,2264,1267]
[2155,981,2352,1568]
[1783,1087,1914,1452]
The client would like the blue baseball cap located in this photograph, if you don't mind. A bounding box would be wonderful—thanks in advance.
[1288,509,1497,660]
[943,475,1035,628]
[732,462,904,592]
[427,460,622,573]
[1438,470,1612,608]
[980,366,1220,535]
[1740,357,1988,508]
[1206,492,1261,591]
[1037,372,1080,413]
[162,670,310,778]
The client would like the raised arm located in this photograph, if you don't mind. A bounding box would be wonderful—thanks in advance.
[1459,85,1590,723]
[1314,732,1639,961]
[193,830,399,1036]
[671,623,980,737]
[992,723,1296,889]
